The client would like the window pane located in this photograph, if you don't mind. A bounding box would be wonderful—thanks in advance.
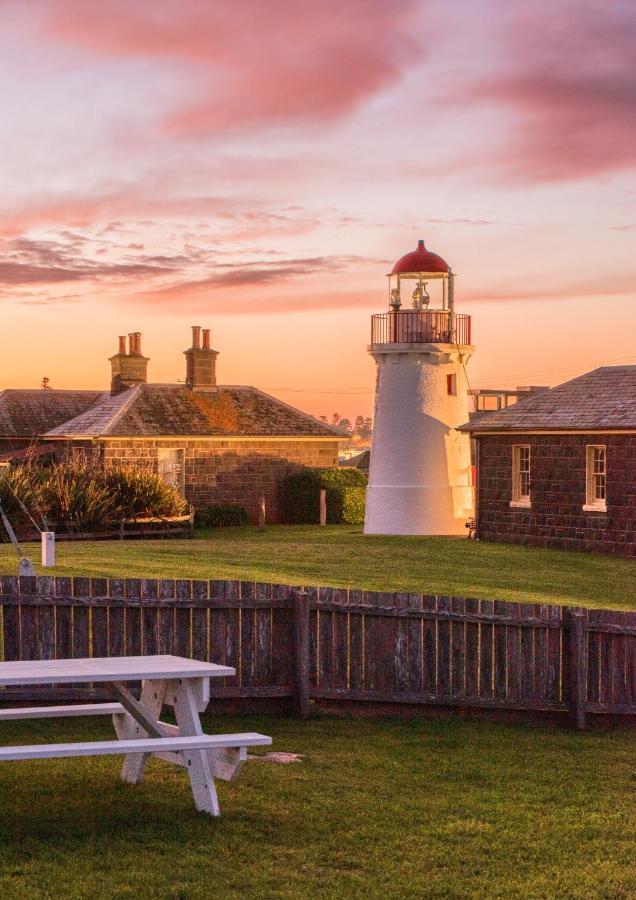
[586,446,606,506]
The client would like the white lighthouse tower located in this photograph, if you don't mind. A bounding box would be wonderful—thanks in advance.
[364,239,474,536]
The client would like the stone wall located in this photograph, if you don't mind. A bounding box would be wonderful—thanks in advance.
[0,439,32,457]
[476,433,635,556]
[98,438,340,523]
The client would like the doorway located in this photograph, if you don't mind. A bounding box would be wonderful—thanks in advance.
[157,448,185,494]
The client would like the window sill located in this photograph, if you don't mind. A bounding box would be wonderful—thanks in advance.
[509,500,531,509]
[583,504,607,513]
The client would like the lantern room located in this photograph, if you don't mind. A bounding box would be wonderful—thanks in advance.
[371,239,471,347]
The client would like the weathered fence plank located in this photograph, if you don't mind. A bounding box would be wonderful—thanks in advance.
[293,590,310,719]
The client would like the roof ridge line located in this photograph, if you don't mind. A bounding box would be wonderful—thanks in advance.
[100,385,143,435]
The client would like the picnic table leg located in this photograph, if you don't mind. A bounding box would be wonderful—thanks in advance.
[168,678,220,816]
[111,679,168,785]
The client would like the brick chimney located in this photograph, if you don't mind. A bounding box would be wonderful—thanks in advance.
[184,325,218,391]
[109,332,149,394]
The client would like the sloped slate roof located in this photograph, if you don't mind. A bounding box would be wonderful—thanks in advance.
[0,389,105,438]
[459,366,636,433]
[45,384,342,438]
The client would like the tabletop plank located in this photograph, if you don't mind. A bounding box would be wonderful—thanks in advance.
[0,655,234,686]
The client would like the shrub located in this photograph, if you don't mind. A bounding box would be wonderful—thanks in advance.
[195,504,249,528]
[339,486,366,525]
[0,462,48,530]
[0,458,187,533]
[279,467,367,525]
[105,468,187,519]
[42,459,119,531]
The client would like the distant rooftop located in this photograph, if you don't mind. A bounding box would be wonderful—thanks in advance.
[459,366,636,432]
[0,389,105,438]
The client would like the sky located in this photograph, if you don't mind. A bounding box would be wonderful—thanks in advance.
[1,0,635,419]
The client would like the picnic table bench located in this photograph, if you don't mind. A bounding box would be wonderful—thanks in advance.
[0,655,272,817]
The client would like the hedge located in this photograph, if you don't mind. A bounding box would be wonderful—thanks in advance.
[279,467,367,525]
[195,504,249,528]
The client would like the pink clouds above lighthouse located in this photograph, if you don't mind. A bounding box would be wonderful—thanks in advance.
[0,0,634,418]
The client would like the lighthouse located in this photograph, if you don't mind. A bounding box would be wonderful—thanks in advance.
[364,240,474,536]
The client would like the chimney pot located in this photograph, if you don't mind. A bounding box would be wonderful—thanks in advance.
[111,331,148,393]
[184,325,217,390]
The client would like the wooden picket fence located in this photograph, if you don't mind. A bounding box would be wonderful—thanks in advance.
[0,575,634,730]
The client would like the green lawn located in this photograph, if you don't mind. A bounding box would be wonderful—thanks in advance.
[0,714,633,899]
[1,525,634,610]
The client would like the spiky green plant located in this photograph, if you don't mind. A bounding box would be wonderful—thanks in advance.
[42,458,120,531]
[0,456,187,533]
[0,461,48,529]
[105,467,187,519]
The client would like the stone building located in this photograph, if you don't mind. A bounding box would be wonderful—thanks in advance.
[0,327,342,523]
[460,366,635,557]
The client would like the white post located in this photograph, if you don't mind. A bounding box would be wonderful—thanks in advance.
[41,532,56,568]
[258,496,266,531]
[319,489,327,526]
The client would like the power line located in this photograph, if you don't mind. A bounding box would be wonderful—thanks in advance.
[470,353,636,386]
[263,352,636,396]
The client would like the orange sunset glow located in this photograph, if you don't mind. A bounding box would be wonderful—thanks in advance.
[1,0,635,419]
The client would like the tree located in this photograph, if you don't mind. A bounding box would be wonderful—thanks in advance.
[338,418,352,433]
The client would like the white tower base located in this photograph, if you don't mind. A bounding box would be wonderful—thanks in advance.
[364,343,474,536]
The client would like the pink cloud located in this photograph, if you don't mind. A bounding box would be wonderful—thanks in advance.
[468,2,636,181]
[0,185,322,244]
[41,0,421,135]
[135,281,377,315]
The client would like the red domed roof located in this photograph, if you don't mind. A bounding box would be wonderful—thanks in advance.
[391,239,449,275]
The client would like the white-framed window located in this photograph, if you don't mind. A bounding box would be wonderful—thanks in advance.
[584,445,607,512]
[510,444,531,507]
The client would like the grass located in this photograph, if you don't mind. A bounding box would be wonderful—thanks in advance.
[1,525,634,610]
[0,713,634,899]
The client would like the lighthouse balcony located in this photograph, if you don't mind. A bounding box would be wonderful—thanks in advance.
[370,311,471,347]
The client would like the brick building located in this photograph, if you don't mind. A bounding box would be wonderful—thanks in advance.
[460,366,635,557]
[0,327,342,523]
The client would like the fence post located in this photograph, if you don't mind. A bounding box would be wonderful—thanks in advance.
[567,607,587,731]
[319,489,327,526]
[293,590,311,718]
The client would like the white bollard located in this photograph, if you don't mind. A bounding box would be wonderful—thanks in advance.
[258,496,266,531]
[41,531,56,568]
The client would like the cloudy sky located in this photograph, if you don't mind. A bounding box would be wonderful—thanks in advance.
[1,0,634,418]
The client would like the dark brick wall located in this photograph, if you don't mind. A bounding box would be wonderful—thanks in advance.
[0,438,31,455]
[476,433,635,557]
[97,438,340,523]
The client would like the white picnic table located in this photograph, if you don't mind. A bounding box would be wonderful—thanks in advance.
[0,654,271,817]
